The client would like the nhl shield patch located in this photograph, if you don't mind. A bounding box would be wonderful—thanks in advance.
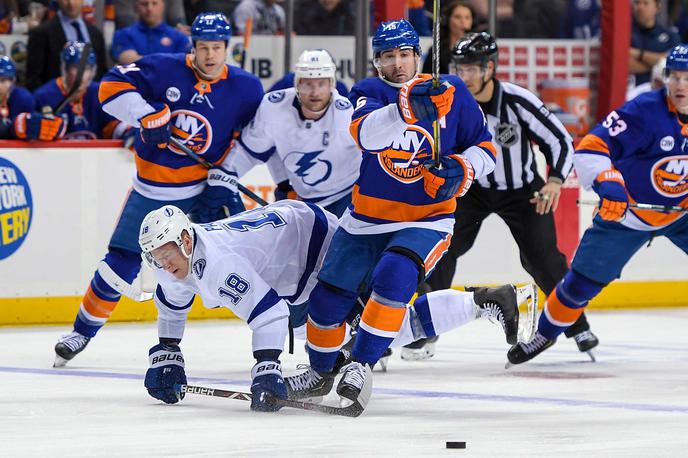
[495,123,519,147]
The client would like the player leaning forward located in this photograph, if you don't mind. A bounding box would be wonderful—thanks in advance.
[507,44,688,365]
[140,201,527,412]
[287,19,502,404]
[53,12,262,367]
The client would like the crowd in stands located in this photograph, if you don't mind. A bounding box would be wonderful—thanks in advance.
[0,0,685,142]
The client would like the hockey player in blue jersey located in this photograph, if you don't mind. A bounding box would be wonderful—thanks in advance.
[32,41,133,141]
[0,55,36,140]
[53,12,264,367]
[507,44,688,365]
[286,19,501,406]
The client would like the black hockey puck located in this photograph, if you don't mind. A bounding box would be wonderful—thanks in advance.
[446,441,466,449]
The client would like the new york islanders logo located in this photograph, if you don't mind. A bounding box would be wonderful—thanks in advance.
[378,125,434,183]
[169,110,213,156]
[651,155,688,197]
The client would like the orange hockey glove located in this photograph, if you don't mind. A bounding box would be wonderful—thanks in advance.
[398,74,455,124]
[592,169,628,221]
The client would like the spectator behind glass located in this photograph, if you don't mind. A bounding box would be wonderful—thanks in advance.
[233,0,284,35]
[469,0,564,38]
[114,0,187,31]
[558,0,601,39]
[422,0,474,74]
[407,0,430,36]
[26,0,107,90]
[0,55,35,139]
[294,0,355,36]
[629,0,679,87]
[111,0,190,65]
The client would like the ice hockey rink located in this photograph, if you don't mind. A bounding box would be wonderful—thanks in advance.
[3,308,687,458]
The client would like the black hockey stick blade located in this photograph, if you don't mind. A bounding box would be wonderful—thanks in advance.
[169,137,268,206]
[177,384,364,417]
[577,199,686,213]
[52,42,93,115]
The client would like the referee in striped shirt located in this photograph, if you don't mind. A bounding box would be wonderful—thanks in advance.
[428,32,599,355]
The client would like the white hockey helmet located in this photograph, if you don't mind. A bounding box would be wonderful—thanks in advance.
[139,205,194,270]
[294,49,337,88]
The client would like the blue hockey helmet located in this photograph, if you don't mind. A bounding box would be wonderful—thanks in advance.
[665,44,688,76]
[61,41,97,67]
[0,55,16,79]
[372,19,421,56]
[191,12,232,45]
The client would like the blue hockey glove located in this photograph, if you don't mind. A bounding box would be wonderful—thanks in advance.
[250,359,287,412]
[593,169,628,221]
[398,74,455,124]
[189,168,246,223]
[421,154,474,200]
[144,343,187,404]
[13,112,67,141]
[138,103,171,147]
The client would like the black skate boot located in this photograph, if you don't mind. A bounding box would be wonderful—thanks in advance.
[285,366,336,401]
[54,331,91,367]
[401,335,439,361]
[336,361,373,409]
[506,331,556,367]
[473,285,520,345]
[573,330,599,362]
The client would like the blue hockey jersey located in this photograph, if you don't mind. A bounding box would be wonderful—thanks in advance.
[98,53,263,200]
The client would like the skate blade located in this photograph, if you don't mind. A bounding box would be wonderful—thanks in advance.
[53,355,69,368]
[515,284,538,343]
[585,350,596,362]
[376,356,389,372]
[400,343,436,361]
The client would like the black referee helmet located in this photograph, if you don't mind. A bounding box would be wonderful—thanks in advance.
[451,32,498,70]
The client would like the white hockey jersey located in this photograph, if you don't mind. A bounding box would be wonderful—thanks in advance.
[227,88,362,207]
[153,200,338,352]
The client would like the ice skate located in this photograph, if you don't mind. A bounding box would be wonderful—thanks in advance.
[375,347,393,372]
[285,365,336,402]
[506,331,556,367]
[336,361,373,409]
[573,330,599,362]
[53,331,91,367]
[401,335,439,361]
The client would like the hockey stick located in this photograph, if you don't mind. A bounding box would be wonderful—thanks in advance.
[169,137,268,206]
[240,17,253,70]
[51,42,93,115]
[577,199,687,213]
[431,0,441,168]
[177,384,366,418]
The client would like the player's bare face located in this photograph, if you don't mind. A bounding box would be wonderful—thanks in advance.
[151,242,190,279]
[378,48,419,84]
[297,78,332,114]
[0,78,12,98]
[64,65,95,97]
[667,70,688,113]
[193,41,228,79]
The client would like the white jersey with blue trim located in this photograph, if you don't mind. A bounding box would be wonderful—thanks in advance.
[153,200,338,352]
[228,88,362,207]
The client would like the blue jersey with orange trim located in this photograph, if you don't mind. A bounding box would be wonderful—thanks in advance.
[98,53,263,201]
[33,79,117,140]
[0,87,35,138]
[575,88,688,230]
[344,74,495,234]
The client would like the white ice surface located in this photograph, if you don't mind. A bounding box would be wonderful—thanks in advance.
[2,309,688,457]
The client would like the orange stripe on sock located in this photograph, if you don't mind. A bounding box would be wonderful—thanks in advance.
[307,320,346,349]
[360,298,406,333]
[82,286,118,319]
[546,289,584,325]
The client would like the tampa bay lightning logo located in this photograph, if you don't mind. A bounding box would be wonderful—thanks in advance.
[286,150,332,186]
[193,258,206,279]
[335,99,351,110]
[268,90,285,103]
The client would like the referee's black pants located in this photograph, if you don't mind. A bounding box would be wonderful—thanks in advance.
[426,177,590,336]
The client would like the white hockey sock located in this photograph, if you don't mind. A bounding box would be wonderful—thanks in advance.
[390,289,477,347]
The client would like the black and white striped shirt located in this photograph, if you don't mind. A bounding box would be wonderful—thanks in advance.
[476,80,574,190]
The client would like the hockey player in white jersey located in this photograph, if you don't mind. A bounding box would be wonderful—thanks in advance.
[227,49,361,217]
[140,200,535,413]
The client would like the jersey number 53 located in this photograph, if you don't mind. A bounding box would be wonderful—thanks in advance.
[602,111,627,137]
